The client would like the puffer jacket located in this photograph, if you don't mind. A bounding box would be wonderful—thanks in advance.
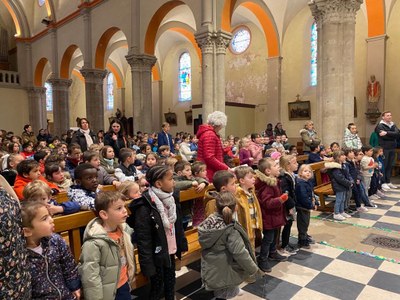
[127,190,188,278]
[235,186,263,242]
[198,214,258,291]
[196,124,228,182]
[375,120,400,149]
[343,127,362,150]
[79,218,135,300]
[28,234,81,300]
[0,189,31,299]
[68,185,96,210]
[278,171,296,213]
[254,170,286,230]
[325,162,352,192]
[295,178,314,210]
[300,128,321,152]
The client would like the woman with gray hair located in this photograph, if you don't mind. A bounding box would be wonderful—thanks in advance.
[197,111,232,182]
[299,120,321,154]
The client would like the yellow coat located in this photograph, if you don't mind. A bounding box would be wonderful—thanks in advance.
[235,186,263,242]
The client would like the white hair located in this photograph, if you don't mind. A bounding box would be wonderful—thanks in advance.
[207,111,227,127]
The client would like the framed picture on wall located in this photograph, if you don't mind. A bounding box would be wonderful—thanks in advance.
[164,112,177,126]
[288,101,311,120]
[185,110,193,125]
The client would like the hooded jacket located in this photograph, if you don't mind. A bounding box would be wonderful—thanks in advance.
[235,186,263,242]
[28,234,81,300]
[196,124,228,182]
[343,127,362,150]
[14,175,59,200]
[300,128,321,152]
[127,190,188,278]
[375,120,400,149]
[278,171,296,213]
[198,214,258,291]
[325,162,352,192]
[79,218,135,300]
[254,170,286,230]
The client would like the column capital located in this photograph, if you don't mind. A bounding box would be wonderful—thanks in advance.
[215,30,232,55]
[26,86,46,95]
[195,30,215,54]
[366,34,388,43]
[80,68,107,83]
[310,0,362,23]
[125,53,157,71]
[47,78,72,90]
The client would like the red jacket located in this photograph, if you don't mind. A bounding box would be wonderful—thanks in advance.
[254,170,286,230]
[196,124,228,182]
[14,175,59,200]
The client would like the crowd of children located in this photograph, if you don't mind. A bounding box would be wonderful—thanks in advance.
[0,122,397,300]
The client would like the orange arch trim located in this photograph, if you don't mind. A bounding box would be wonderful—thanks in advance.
[95,27,121,69]
[60,45,78,79]
[106,62,123,88]
[34,57,48,86]
[72,69,84,82]
[222,0,279,57]
[170,27,202,63]
[366,0,385,37]
[1,0,21,36]
[144,0,185,54]
[152,65,160,81]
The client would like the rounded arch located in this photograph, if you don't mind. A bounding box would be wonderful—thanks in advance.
[60,45,79,79]
[366,0,385,37]
[106,61,123,88]
[144,0,186,55]
[95,27,122,69]
[34,57,49,86]
[222,0,280,57]
[1,0,30,37]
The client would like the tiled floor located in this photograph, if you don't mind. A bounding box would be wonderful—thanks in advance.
[132,184,400,300]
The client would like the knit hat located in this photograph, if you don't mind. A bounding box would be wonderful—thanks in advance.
[270,151,282,161]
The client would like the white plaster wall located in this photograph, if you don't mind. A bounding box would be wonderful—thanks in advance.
[385,0,400,125]
[161,41,201,135]
[225,23,268,134]
[0,87,29,133]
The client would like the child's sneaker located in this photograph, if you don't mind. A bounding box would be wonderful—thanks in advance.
[282,247,297,256]
[381,183,391,191]
[257,259,271,273]
[356,206,368,212]
[376,190,386,198]
[306,235,316,244]
[298,240,311,249]
[341,212,352,218]
[369,195,379,200]
[268,251,288,262]
[365,203,378,208]
[388,183,397,189]
[334,214,346,221]
[286,244,300,252]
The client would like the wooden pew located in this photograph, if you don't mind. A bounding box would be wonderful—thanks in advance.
[296,154,309,164]
[54,185,209,289]
[309,161,334,211]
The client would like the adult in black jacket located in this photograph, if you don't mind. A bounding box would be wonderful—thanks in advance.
[104,119,128,158]
[375,111,400,187]
[127,166,187,300]
[71,118,97,152]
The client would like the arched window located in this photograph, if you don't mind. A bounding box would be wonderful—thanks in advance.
[230,27,251,54]
[106,72,114,110]
[179,52,191,102]
[38,0,45,7]
[45,82,52,111]
[310,22,318,86]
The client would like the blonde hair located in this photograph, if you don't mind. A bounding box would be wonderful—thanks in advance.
[279,155,296,171]
[258,157,275,174]
[238,137,250,150]
[235,165,254,180]
[23,180,51,201]
[215,191,237,224]
[298,164,313,179]
[118,181,139,199]
[165,157,178,169]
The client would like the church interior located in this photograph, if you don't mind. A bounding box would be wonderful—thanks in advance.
[1,0,400,299]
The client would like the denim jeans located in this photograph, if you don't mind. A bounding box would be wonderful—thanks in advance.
[334,191,346,214]
[259,229,277,261]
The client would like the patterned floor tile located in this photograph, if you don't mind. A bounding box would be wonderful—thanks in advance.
[243,275,302,299]
[321,259,377,284]
[367,270,400,294]
[336,251,384,269]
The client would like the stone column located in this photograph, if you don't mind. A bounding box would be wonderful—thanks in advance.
[195,31,215,121]
[48,78,72,136]
[125,54,157,133]
[266,56,283,125]
[80,68,107,133]
[309,0,362,144]
[27,87,47,131]
[81,8,93,68]
[118,87,126,112]
[215,31,231,113]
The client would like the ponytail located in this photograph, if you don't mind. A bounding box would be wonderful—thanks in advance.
[215,191,237,225]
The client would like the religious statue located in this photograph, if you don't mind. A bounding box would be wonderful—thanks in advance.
[367,75,381,111]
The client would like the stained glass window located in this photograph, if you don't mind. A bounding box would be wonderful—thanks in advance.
[179,52,191,102]
[310,22,318,86]
[45,82,52,111]
[106,72,114,110]
[231,27,251,54]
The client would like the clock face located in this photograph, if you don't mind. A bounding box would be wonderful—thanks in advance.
[38,0,45,7]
